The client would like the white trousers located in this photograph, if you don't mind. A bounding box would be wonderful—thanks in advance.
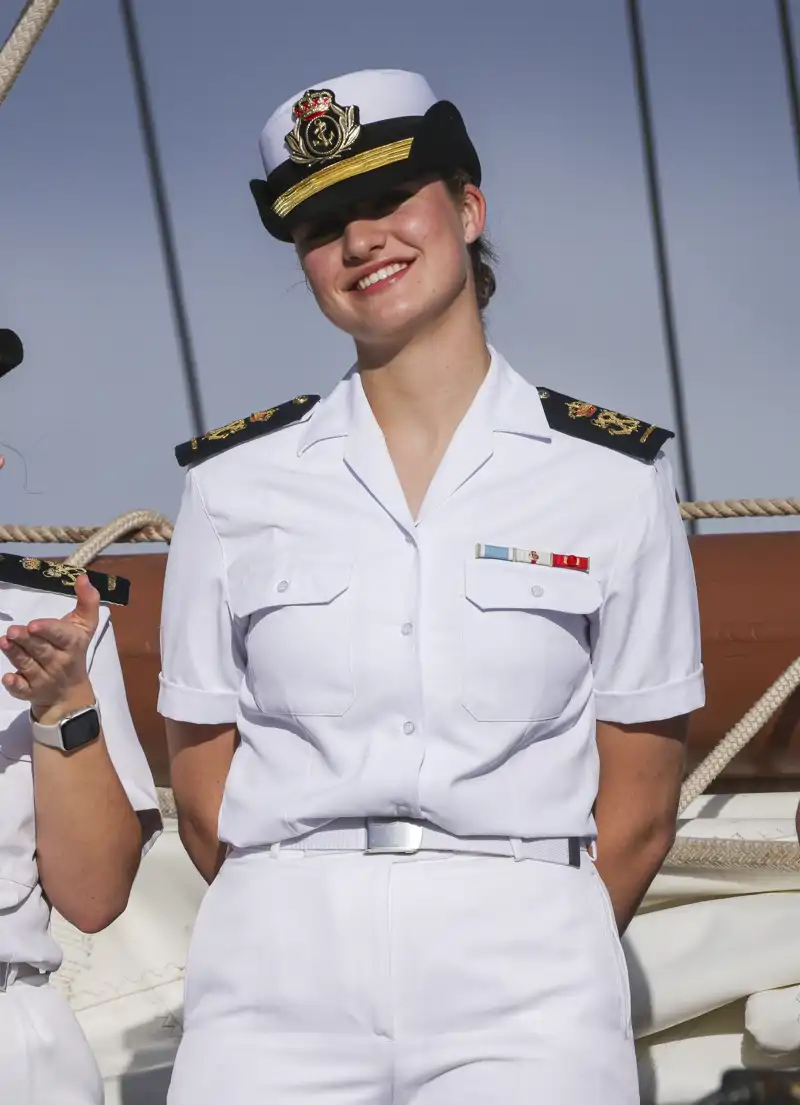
[0,977,103,1105]
[169,847,639,1105]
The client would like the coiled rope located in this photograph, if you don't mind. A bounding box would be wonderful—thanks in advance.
[0,0,62,107]
[61,510,172,569]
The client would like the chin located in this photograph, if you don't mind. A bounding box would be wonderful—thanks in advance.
[348,293,453,347]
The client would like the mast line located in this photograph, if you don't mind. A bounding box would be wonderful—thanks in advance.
[625,0,698,530]
[119,0,206,437]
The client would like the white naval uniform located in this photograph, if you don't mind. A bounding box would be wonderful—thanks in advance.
[0,584,161,1105]
[158,348,704,1105]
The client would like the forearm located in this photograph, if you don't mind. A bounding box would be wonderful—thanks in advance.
[593,716,687,934]
[166,720,237,886]
[593,812,677,934]
[177,809,228,885]
[34,707,141,933]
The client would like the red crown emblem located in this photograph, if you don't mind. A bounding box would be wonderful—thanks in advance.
[293,89,333,124]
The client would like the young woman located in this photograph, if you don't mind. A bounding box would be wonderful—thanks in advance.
[160,69,704,1105]
[0,439,161,1102]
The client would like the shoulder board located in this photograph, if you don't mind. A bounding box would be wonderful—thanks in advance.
[537,387,673,463]
[175,395,321,468]
[0,553,129,606]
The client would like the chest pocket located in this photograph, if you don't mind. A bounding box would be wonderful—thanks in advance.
[462,560,602,722]
[229,557,355,718]
[0,707,38,906]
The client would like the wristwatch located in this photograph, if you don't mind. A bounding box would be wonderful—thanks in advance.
[30,702,102,752]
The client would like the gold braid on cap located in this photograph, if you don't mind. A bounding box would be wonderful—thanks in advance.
[272,138,414,218]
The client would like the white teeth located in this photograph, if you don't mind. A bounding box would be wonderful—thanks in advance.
[356,262,408,291]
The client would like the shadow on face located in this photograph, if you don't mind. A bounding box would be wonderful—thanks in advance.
[292,175,485,348]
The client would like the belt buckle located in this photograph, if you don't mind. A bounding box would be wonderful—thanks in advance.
[365,818,424,855]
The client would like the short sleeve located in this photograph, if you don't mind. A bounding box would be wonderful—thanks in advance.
[86,615,161,854]
[591,453,705,724]
[157,471,243,724]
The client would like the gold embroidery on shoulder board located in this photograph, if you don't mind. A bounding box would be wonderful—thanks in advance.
[42,562,85,586]
[567,401,598,420]
[206,419,247,442]
[21,558,93,590]
[591,410,640,436]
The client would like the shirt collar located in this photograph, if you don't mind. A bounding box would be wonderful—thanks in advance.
[297,346,552,456]
[485,346,552,442]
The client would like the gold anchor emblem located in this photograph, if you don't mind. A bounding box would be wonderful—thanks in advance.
[285,88,361,167]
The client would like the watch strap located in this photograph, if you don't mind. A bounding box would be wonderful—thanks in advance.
[30,702,101,751]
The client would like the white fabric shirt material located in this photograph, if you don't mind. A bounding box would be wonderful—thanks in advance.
[259,69,437,176]
[158,350,704,848]
[0,585,160,969]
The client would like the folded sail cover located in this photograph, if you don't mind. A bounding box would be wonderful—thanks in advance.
[250,69,481,240]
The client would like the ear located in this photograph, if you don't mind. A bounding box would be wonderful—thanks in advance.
[461,183,487,246]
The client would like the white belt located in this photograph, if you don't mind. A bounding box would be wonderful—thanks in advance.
[0,962,48,992]
[274,818,585,866]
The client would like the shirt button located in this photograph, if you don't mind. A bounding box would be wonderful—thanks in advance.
[401,622,413,636]
[531,585,544,598]
[402,721,415,735]
[276,580,289,593]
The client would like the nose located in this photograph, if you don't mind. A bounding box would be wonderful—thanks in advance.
[342,216,387,263]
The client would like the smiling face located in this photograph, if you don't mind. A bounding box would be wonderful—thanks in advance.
[293,176,486,353]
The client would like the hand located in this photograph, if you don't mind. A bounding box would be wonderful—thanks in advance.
[0,573,100,717]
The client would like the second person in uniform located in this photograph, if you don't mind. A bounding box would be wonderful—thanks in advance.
[0,444,161,1102]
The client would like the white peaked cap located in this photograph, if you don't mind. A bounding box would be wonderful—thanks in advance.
[259,69,438,177]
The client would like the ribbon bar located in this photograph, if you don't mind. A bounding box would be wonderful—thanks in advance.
[475,544,590,572]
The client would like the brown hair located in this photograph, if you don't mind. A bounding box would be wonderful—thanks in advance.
[444,169,498,311]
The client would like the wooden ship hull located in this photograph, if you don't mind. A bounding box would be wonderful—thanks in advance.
[101,530,800,791]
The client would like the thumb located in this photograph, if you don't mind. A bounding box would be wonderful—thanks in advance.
[69,573,101,635]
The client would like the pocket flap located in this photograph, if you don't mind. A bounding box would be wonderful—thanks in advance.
[465,558,602,615]
[229,559,353,618]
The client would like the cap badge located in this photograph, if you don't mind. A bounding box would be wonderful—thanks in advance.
[285,88,361,166]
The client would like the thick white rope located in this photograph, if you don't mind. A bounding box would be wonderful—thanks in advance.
[62,510,172,568]
[677,657,800,816]
[678,497,800,521]
[0,0,62,107]
[666,836,800,872]
[0,521,174,545]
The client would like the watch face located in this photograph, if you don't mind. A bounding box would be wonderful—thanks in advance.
[61,709,101,751]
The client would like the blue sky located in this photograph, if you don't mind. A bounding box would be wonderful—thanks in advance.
[1,0,799,547]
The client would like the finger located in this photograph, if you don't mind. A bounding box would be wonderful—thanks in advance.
[7,626,57,667]
[26,618,79,651]
[1,671,32,700]
[0,633,44,679]
[71,574,100,635]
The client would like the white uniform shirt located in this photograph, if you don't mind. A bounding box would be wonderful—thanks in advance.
[158,350,704,848]
[0,586,160,969]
